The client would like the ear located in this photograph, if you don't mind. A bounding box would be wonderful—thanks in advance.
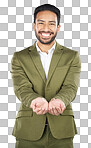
[57,24,61,32]
[33,22,35,31]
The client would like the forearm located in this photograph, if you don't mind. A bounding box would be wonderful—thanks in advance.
[54,51,81,107]
[54,85,77,107]
[14,85,43,108]
[11,52,43,108]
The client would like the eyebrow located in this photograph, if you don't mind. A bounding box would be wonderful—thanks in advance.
[37,19,56,23]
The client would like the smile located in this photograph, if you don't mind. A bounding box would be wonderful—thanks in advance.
[40,33,52,38]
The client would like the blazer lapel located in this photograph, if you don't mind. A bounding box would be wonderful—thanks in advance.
[28,41,46,83]
[28,41,64,86]
[46,42,64,86]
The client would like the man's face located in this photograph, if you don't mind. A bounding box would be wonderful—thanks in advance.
[33,10,61,44]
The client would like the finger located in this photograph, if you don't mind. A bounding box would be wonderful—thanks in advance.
[56,109,61,115]
[32,104,37,111]
[33,107,41,112]
[49,108,55,115]
[52,107,55,114]
[36,107,46,114]
[43,108,48,113]
[36,111,43,115]
[42,109,47,114]
[36,109,45,115]
[54,107,59,114]
[52,106,56,113]
[60,103,66,112]
[52,106,59,115]
[56,107,62,114]
[52,107,59,116]
[41,108,46,114]
[31,101,37,109]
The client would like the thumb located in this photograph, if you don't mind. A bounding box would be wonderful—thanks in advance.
[30,101,36,108]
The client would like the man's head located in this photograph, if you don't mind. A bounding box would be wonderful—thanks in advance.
[33,4,61,45]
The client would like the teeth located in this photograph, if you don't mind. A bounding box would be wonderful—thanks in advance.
[42,33,50,37]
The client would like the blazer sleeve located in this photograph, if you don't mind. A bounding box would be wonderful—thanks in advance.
[10,52,43,108]
[54,51,81,107]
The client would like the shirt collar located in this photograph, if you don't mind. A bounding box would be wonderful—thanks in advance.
[36,41,56,54]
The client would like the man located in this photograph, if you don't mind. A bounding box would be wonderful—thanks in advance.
[11,4,81,148]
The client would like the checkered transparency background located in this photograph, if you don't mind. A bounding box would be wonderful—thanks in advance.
[0,0,91,148]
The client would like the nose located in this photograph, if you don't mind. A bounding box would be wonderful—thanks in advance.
[43,23,49,31]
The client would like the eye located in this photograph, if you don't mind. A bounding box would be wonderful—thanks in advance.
[39,23,43,24]
[50,23,55,25]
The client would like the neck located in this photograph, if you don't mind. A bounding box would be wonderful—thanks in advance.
[37,40,55,53]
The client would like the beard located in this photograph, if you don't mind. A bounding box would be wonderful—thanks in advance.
[35,30,57,45]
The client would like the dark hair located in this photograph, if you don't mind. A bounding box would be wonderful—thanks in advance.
[34,4,61,26]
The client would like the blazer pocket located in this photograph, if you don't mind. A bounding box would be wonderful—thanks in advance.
[16,110,33,118]
[61,109,74,117]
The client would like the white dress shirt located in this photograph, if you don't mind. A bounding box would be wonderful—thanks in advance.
[36,41,56,79]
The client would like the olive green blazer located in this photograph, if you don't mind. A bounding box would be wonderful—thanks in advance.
[10,41,81,141]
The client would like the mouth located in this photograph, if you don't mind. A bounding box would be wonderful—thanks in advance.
[39,32,53,39]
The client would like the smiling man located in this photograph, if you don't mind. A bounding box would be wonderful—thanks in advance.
[11,4,81,148]
[33,10,60,55]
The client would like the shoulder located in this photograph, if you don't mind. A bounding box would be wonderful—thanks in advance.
[57,42,79,56]
[13,44,34,59]
[63,45,77,54]
[15,46,31,54]
[56,42,81,64]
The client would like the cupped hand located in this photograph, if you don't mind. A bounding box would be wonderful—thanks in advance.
[30,97,48,115]
[48,98,66,116]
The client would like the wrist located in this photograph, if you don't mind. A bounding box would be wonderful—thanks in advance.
[41,97,46,101]
[51,98,56,101]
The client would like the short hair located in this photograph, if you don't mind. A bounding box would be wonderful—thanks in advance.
[34,4,61,26]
